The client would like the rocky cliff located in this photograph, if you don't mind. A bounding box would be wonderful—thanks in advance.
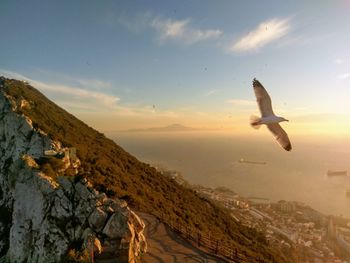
[0,80,147,263]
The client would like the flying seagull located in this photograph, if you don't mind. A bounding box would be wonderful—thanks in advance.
[250,78,292,151]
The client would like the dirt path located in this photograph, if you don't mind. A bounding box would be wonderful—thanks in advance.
[139,213,227,263]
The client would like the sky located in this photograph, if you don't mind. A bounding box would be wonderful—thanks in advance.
[1,0,350,135]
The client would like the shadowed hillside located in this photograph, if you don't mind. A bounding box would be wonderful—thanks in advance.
[0,77,294,262]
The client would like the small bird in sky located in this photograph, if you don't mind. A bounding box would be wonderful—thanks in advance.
[250,78,292,151]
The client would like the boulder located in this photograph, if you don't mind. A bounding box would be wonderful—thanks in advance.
[88,207,108,232]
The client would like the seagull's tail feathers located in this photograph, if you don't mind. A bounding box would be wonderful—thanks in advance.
[250,115,261,129]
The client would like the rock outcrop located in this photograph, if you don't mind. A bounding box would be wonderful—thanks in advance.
[0,80,147,263]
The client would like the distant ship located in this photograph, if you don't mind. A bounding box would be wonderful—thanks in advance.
[238,158,266,165]
[327,170,348,177]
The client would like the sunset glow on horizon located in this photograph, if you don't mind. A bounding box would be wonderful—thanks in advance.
[1,1,350,136]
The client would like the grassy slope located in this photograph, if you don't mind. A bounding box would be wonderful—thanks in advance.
[0,77,293,262]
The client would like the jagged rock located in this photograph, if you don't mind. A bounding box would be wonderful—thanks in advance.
[88,207,108,232]
[103,208,147,261]
[98,192,108,202]
[0,82,147,263]
[20,99,31,110]
[51,194,72,220]
[126,211,148,260]
[0,222,6,255]
[56,176,73,193]
[93,238,102,255]
[103,212,129,239]
[21,155,39,169]
[75,181,96,202]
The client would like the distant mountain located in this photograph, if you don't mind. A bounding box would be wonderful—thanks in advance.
[121,123,198,132]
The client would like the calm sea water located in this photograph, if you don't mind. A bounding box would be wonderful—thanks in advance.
[109,131,350,218]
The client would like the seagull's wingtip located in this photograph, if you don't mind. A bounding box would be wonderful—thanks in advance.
[284,144,292,151]
[252,78,261,87]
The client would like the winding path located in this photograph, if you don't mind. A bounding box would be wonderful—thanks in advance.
[139,213,227,263]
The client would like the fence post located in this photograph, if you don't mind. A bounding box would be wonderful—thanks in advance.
[88,234,94,263]
[215,240,219,254]
[231,248,237,259]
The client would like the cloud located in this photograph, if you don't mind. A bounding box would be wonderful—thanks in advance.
[114,11,152,33]
[334,59,344,64]
[0,70,181,119]
[150,17,222,44]
[227,99,256,106]
[34,69,112,90]
[0,70,119,110]
[75,78,112,90]
[115,12,222,45]
[0,70,32,82]
[204,89,220,97]
[36,82,119,107]
[230,18,290,52]
[337,73,350,80]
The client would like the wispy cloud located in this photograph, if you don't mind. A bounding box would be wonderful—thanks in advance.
[0,70,180,119]
[114,11,152,33]
[230,18,290,52]
[0,70,119,110]
[204,89,220,97]
[337,73,350,80]
[150,17,222,44]
[37,82,119,107]
[75,78,112,90]
[227,99,256,106]
[334,58,344,64]
[0,70,31,82]
[34,69,112,91]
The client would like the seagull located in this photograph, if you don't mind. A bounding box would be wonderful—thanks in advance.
[250,78,292,151]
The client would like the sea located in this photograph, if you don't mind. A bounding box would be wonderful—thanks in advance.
[109,131,350,218]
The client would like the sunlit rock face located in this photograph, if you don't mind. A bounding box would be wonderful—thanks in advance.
[0,81,147,263]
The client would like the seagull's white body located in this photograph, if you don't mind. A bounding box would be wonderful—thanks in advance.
[257,115,285,124]
[251,78,292,151]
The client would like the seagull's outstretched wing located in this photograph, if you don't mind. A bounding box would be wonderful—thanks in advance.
[253,78,274,117]
[267,123,292,151]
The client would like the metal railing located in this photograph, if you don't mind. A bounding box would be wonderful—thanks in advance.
[165,219,270,263]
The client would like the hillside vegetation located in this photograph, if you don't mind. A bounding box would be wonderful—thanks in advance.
[0,77,292,262]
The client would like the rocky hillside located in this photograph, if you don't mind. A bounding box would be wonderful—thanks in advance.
[0,78,146,263]
[0,77,290,262]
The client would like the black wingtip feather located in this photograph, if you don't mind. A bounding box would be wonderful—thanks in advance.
[252,78,262,87]
[284,143,292,151]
